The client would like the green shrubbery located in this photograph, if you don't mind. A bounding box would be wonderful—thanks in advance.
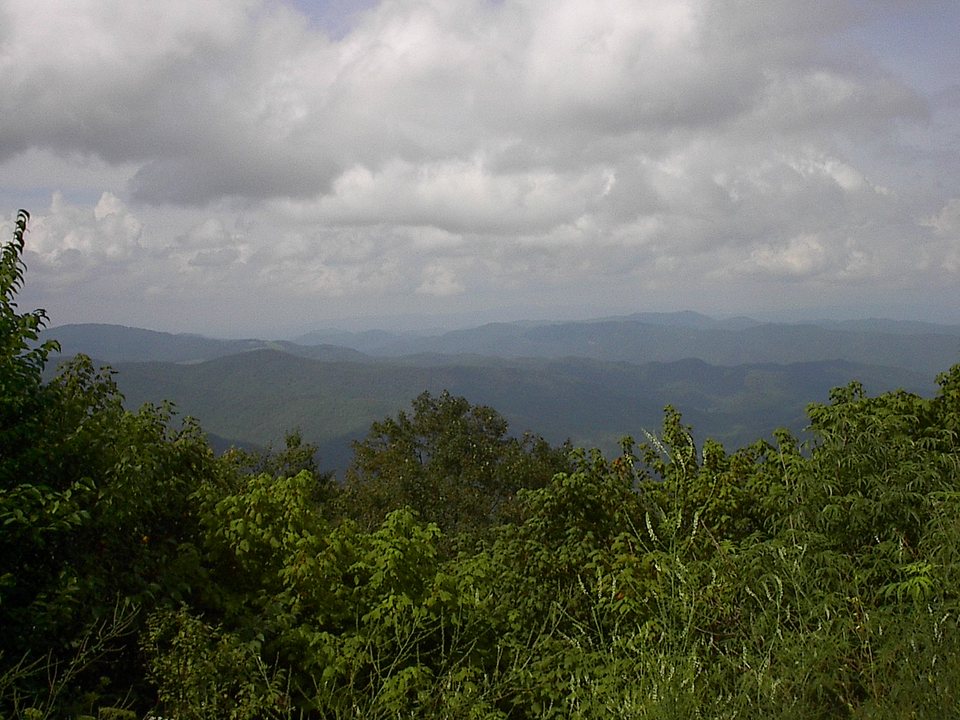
[3,211,959,718]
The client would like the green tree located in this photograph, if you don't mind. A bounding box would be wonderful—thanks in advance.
[0,211,219,716]
[0,210,61,486]
[344,390,571,537]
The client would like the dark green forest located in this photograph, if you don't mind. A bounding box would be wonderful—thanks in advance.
[4,210,960,718]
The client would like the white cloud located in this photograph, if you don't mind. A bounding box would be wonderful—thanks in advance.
[22,192,143,277]
[746,234,828,278]
[416,261,466,296]
[921,198,960,274]
[2,0,958,332]
[285,156,613,234]
[925,198,960,238]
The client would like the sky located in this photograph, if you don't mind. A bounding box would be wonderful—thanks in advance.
[1,0,959,337]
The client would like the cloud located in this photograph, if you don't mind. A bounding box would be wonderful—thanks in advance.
[925,198,960,238]
[3,0,925,203]
[744,234,831,278]
[922,198,960,273]
[2,0,958,332]
[416,261,466,296]
[18,193,143,284]
[280,156,614,235]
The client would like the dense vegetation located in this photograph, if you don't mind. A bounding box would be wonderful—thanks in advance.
[4,210,960,718]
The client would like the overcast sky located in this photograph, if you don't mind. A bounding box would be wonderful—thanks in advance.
[2,0,959,337]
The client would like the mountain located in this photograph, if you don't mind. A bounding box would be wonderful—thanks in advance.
[359,318,960,376]
[49,316,960,376]
[290,328,414,352]
[612,310,761,330]
[107,349,933,476]
[46,315,955,476]
[45,323,369,364]
[812,318,960,336]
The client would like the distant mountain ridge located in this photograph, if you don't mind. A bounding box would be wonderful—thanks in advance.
[49,312,960,372]
[45,323,369,364]
[357,318,960,376]
[45,313,957,476]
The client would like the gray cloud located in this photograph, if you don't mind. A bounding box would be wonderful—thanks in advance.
[2,0,959,334]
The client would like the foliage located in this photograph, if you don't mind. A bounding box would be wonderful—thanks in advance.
[0,213,219,715]
[143,607,291,720]
[221,429,325,483]
[344,390,572,537]
[144,374,960,717]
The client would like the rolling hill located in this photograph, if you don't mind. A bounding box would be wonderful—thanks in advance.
[106,350,932,476]
[44,314,953,476]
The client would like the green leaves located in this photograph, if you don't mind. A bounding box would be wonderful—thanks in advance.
[0,210,58,390]
[143,607,291,720]
[0,212,229,715]
[345,390,571,538]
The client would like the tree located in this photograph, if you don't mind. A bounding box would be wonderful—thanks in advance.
[344,390,571,536]
[0,210,60,486]
[0,211,219,716]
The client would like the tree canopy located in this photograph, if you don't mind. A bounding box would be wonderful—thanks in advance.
[345,389,572,537]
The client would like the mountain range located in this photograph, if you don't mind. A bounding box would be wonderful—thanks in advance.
[44,312,958,475]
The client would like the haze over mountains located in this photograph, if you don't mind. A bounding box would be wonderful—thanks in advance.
[45,312,959,475]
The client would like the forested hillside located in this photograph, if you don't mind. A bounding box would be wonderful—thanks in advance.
[6,212,960,718]
[105,352,931,474]
[46,323,938,475]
